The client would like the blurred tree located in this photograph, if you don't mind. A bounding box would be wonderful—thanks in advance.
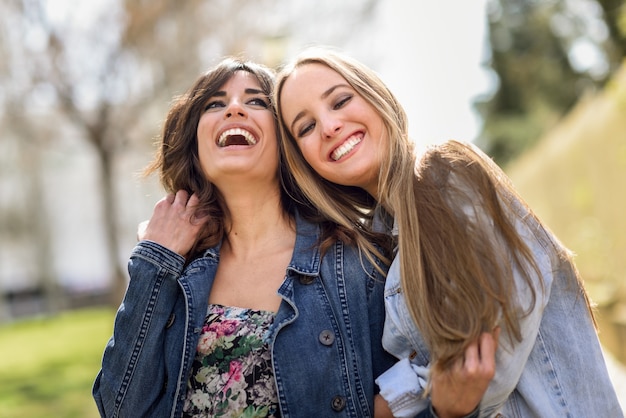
[476,0,625,165]
[0,0,380,310]
[0,0,280,306]
[0,111,62,319]
[596,0,626,58]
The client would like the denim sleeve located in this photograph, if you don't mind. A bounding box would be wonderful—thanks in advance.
[92,240,186,417]
[376,358,430,417]
[376,361,480,418]
[478,194,555,413]
[377,185,557,416]
[438,172,557,414]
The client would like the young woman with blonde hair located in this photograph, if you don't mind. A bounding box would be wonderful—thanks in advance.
[275,47,622,417]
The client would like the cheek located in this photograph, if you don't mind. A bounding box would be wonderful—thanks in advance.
[197,112,217,137]
[297,140,320,168]
[197,119,208,137]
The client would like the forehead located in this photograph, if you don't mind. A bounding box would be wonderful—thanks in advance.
[283,63,345,94]
[280,64,349,116]
[219,70,263,92]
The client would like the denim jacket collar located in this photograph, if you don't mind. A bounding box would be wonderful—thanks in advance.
[199,211,321,277]
[286,211,321,278]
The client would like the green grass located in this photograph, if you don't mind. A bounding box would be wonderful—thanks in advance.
[0,308,115,418]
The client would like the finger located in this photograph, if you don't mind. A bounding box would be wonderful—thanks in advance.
[137,220,149,241]
[188,195,210,225]
[154,194,174,214]
[463,340,480,372]
[478,332,497,378]
[174,189,190,207]
[187,193,200,208]
[478,327,500,358]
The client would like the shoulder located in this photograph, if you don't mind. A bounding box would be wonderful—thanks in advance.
[418,140,494,173]
[417,140,512,195]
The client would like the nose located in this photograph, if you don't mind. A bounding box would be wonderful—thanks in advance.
[224,99,247,119]
[321,114,342,139]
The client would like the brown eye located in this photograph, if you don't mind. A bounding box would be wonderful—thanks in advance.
[248,97,269,108]
[204,100,224,111]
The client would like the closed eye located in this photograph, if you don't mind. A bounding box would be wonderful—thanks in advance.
[297,121,315,138]
[333,94,352,110]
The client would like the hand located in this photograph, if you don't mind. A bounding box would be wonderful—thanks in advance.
[374,394,394,418]
[430,328,500,418]
[138,190,209,257]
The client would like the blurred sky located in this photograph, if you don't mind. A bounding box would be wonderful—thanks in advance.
[283,0,494,149]
[353,0,493,149]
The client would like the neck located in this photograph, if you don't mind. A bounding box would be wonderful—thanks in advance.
[220,181,294,258]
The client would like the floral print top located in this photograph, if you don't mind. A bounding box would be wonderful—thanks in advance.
[183,304,280,418]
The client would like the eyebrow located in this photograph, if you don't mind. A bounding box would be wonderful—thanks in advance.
[289,83,349,134]
[211,88,266,97]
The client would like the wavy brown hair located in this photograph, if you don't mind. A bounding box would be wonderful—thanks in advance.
[144,58,298,260]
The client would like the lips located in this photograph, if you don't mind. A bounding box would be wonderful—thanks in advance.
[217,128,258,147]
[331,134,362,161]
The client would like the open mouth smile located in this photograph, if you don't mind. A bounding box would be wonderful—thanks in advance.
[331,134,362,161]
[217,128,258,147]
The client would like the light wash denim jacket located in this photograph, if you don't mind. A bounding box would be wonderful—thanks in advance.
[376,179,623,418]
[93,214,398,417]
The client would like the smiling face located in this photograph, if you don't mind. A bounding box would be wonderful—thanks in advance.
[279,63,387,198]
[197,70,279,186]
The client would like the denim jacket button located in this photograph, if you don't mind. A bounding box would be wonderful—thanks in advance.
[331,395,346,411]
[318,330,335,345]
[298,275,315,285]
[165,313,175,328]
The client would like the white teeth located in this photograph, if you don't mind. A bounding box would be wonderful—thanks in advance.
[217,128,257,147]
[331,136,362,161]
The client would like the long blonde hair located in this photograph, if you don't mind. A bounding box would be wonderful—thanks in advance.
[276,47,594,370]
[275,48,400,271]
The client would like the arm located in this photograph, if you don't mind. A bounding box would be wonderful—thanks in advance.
[93,191,208,417]
[429,330,498,418]
[440,148,555,413]
[92,241,187,417]
[476,192,555,413]
[375,331,497,418]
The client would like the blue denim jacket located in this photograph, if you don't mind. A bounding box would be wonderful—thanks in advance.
[93,214,397,417]
[376,184,623,417]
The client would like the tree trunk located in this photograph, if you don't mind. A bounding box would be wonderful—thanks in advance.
[29,140,66,314]
[96,142,127,307]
